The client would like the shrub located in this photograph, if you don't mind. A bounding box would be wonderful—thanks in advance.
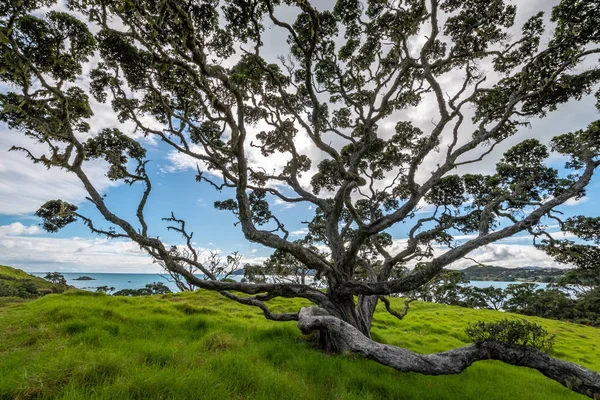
[465,319,555,353]
[0,280,19,297]
[113,282,172,296]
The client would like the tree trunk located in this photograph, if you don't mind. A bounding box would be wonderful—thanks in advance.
[298,307,600,399]
[316,294,379,352]
[357,294,379,334]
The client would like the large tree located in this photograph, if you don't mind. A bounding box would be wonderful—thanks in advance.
[2,0,600,396]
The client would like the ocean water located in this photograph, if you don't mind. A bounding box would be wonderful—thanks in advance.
[31,272,547,293]
[468,280,548,290]
[30,272,199,292]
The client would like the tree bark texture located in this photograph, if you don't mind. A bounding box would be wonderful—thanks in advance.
[298,307,600,399]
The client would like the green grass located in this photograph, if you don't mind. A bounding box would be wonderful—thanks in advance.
[0,265,69,296]
[0,290,598,400]
[0,265,36,280]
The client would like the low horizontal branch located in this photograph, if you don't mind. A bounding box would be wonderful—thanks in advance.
[168,263,334,310]
[297,307,600,399]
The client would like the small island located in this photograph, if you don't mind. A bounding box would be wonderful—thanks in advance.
[73,276,95,281]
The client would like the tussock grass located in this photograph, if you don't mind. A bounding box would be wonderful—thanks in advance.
[0,290,598,399]
[0,265,34,280]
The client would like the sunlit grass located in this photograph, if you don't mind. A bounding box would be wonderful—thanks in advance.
[0,265,34,280]
[0,290,598,399]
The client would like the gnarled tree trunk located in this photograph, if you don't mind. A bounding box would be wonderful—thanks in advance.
[298,307,600,399]
[317,294,380,352]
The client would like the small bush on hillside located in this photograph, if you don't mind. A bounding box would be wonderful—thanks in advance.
[466,319,555,353]
[17,282,38,298]
[113,282,172,296]
[0,280,19,297]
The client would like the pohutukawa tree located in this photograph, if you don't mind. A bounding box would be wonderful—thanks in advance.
[1,0,600,396]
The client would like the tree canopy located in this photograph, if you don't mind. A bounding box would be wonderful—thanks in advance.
[1,0,600,397]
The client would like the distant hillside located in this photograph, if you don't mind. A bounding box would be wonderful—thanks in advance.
[461,265,566,283]
[0,265,35,279]
[0,265,71,299]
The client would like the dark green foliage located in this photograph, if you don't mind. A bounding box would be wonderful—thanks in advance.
[468,286,506,311]
[0,280,19,297]
[0,266,68,298]
[113,282,172,297]
[35,201,79,233]
[83,128,146,182]
[466,319,555,352]
[44,272,67,285]
[96,286,115,293]
[406,269,469,305]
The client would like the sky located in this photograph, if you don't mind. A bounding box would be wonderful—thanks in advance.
[0,0,599,274]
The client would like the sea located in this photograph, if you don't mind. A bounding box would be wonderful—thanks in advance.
[30,272,549,293]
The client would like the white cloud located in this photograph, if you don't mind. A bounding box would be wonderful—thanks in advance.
[0,222,41,236]
[0,222,264,273]
[273,198,296,209]
[0,234,156,273]
[446,243,568,269]
[160,144,207,174]
[240,255,267,266]
[290,228,309,237]
[0,129,123,215]
[564,196,589,206]
[0,230,234,273]
[387,229,575,270]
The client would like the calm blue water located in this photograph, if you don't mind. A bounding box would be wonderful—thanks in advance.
[468,280,548,290]
[31,273,191,292]
[31,273,547,293]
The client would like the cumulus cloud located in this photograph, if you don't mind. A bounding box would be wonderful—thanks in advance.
[389,241,568,270]
[273,198,297,209]
[0,234,156,273]
[290,228,309,237]
[564,196,589,206]
[387,228,577,270]
[446,243,567,269]
[0,222,41,236]
[0,222,268,273]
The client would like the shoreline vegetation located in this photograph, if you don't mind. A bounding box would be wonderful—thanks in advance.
[28,265,571,284]
[4,265,597,328]
[461,266,565,283]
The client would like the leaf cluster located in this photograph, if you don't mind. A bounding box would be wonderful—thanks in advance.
[466,319,555,352]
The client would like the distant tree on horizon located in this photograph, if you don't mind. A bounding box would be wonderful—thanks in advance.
[44,272,66,286]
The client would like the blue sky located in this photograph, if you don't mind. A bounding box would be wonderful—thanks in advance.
[0,0,598,273]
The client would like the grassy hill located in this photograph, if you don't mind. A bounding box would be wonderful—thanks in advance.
[1,289,599,399]
[0,265,35,280]
[0,265,70,300]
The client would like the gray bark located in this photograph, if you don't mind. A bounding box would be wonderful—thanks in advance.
[298,307,600,399]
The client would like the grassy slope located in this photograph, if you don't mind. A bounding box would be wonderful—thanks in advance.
[0,290,598,400]
[0,265,69,294]
[0,265,36,280]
